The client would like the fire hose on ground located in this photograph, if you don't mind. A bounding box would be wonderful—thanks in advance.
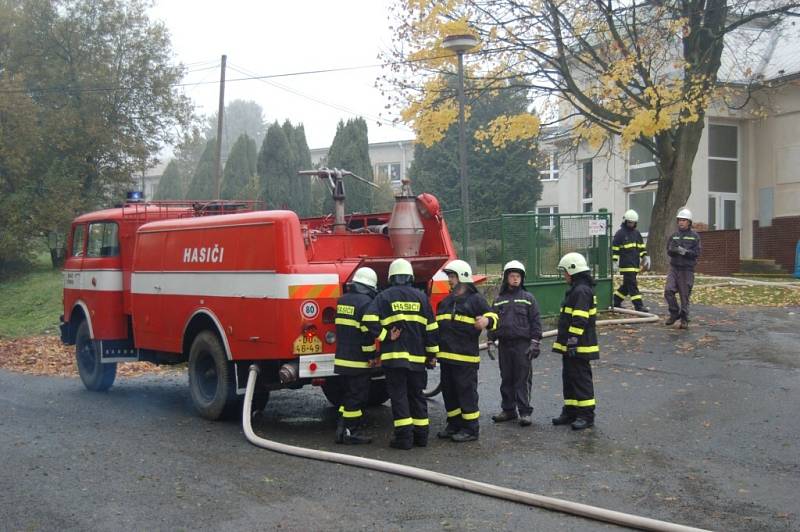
[242,307,710,532]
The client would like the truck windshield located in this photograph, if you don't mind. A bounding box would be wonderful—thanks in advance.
[86,222,120,258]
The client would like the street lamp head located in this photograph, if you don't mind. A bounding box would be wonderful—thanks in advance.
[442,34,479,54]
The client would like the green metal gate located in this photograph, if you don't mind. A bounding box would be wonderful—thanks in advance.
[501,212,613,316]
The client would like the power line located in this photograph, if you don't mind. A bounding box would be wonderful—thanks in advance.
[0,48,505,96]
[226,63,412,133]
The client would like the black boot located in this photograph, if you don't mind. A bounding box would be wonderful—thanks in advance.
[665,316,678,326]
[437,423,459,439]
[491,411,518,423]
[451,430,479,443]
[342,427,372,444]
[552,409,576,426]
[634,305,650,313]
[612,296,623,308]
[571,418,594,430]
[413,428,429,447]
[389,429,413,450]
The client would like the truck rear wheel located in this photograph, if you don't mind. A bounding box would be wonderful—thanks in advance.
[75,321,116,392]
[367,378,389,406]
[188,331,235,421]
[321,377,344,406]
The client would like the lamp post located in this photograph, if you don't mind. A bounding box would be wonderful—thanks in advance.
[442,33,479,263]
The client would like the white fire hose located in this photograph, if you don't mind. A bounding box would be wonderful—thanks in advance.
[242,308,708,532]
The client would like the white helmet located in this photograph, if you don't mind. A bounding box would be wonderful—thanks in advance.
[388,258,414,280]
[351,267,378,290]
[443,259,473,283]
[623,209,639,223]
[503,260,526,275]
[676,208,692,221]
[558,252,591,275]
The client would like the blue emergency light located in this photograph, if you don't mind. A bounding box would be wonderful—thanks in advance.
[127,191,144,202]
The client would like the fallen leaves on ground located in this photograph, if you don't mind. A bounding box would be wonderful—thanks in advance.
[636,276,800,306]
[0,336,179,378]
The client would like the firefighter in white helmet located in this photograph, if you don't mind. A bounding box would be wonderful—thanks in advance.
[488,260,542,427]
[552,252,598,430]
[333,267,380,444]
[434,259,498,443]
[362,258,439,450]
[612,209,650,312]
[665,207,702,329]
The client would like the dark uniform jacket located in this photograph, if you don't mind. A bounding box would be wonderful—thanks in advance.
[435,285,498,366]
[667,228,702,270]
[552,276,599,361]
[363,284,439,372]
[612,223,647,271]
[333,290,377,375]
[488,286,542,342]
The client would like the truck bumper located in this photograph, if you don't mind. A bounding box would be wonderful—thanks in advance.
[298,353,335,379]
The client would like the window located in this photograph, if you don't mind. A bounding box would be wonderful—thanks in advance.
[539,152,559,181]
[628,139,659,184]
[86,222,120,258]
[581,159,593,212]
[71,225,86,257]
[375,162,401,184]
[537,206,559,229]
[708,124,739,229]
[628,190,655,234]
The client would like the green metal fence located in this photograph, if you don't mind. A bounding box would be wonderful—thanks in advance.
[500,212,613,315]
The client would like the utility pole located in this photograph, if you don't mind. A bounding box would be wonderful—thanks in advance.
[214,54,227,200]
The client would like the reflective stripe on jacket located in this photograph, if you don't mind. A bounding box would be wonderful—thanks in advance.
[363,284,439,371]
[489,287,542,342]
[436,285,498,366]
[553,276,599,360]
[667,228,702,270]
[612,222,647,272]
[334,290,376,375]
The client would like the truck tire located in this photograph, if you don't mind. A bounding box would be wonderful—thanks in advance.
[367,378,389,406]
[75,321,116,392]
[188,331,235,421]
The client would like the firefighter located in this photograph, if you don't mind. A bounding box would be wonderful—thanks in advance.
[489,260,542,427]
[434,259,498,443]
[665,208,702,329]
[333,267,379,445]
[612,209,651,312]
[552,252,598,430]
[363,258,439,450]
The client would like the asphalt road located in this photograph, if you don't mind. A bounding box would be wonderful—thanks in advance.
[1,303,798,531]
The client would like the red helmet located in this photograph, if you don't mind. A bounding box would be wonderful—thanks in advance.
[416,193,440,219]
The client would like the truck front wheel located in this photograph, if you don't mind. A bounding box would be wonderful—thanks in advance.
[188,331,235,421]
[75,321,116,392]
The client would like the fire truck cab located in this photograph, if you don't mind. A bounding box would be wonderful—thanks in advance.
[61,175,459,420]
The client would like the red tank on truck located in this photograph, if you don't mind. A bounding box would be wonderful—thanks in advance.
[60,170,479,420]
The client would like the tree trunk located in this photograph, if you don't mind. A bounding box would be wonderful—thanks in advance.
[648,120,705,271]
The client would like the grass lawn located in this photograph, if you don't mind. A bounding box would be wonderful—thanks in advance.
[0,255,63,338]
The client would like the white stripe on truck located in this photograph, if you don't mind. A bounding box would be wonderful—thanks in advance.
[63,269,123,292]
[130,271,340,298]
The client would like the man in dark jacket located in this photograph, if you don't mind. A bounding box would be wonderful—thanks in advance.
[665,208,702,329]
[333,267,379,444]
[363,258,439,450]
[435,259,498,443]
[552,252,599,430]
[612,209,650,312]
[489,260,542,427]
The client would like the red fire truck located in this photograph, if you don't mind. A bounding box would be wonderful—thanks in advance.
[60,170,458,419]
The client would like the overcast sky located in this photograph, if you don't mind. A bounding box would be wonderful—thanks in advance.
[148,0,415,150]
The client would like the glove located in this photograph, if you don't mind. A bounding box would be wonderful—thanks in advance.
[486,340,498,361]
[525,339,541,361]
[642,256,651,271]
[676,245,688,256]
[425,357,437,369]
[565,337,578,358]
[612,261,619,274]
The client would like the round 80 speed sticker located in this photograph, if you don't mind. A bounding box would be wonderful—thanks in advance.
[300,300,319,320]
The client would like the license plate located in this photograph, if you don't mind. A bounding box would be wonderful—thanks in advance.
[293,335,322,355]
